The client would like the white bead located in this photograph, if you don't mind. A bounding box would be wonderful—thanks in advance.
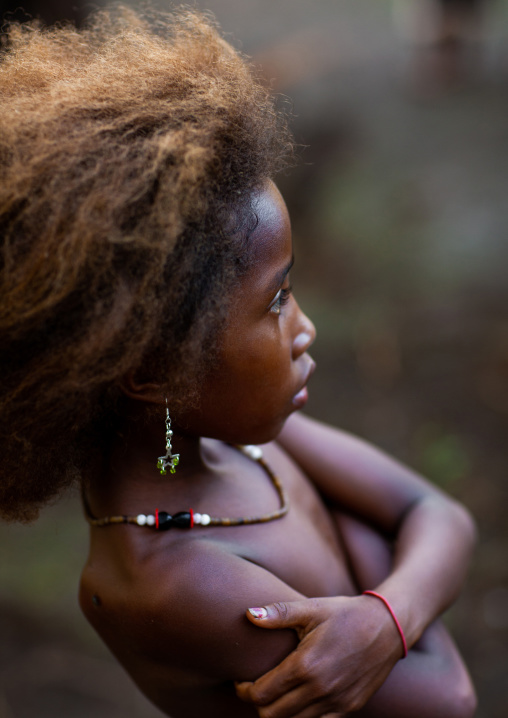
[146,515,155,526]
[200,513,211,526]
[242,444,263,460]
[193,513,202,524]
[136,514,147,526]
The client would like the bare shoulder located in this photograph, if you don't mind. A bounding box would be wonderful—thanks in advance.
[146,538,301,679]
[80,533,300,685]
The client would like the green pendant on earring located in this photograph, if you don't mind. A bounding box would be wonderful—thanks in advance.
[157,410,180,476]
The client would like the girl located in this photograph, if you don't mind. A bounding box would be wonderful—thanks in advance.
[0,7,476,717]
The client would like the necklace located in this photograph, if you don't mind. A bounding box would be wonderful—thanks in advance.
[84,444,289,531]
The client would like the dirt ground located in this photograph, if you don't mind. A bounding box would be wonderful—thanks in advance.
[1,2,508,716]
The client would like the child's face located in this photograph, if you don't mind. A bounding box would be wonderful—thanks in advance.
[179,179,316,444]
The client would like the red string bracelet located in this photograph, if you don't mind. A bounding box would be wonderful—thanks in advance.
[362,590,408,659]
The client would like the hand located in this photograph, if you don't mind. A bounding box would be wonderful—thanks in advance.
[235,595,404,718]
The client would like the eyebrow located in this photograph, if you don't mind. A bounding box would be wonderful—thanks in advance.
[268,256,294,293]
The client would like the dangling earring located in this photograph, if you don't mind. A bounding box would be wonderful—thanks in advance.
[156,402,180,475]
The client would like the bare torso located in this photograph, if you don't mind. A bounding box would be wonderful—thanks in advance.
[80,440,358,717]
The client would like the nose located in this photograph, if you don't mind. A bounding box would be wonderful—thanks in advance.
[292,304,316,359]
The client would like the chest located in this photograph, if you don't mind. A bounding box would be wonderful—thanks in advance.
[206,444,357,598]
[85,443,357,600]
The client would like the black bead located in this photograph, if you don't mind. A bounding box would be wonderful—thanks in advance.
[157,511,173,530]
[172,511,192,529]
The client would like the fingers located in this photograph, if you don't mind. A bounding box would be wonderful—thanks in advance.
[236,652,304,706]
[254,702,342,718]
[246,598,320,632]
[235,681,254,701]
[235,652,348,717]
[239,682,333,718]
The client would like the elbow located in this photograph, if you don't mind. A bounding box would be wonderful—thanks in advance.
[447,680,478,718]
[440,659,477,718]
[430,492,477,556]
[463,688,478,718]
[451,500,478,554]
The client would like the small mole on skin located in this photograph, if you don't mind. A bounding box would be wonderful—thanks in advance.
[92,594,102,607]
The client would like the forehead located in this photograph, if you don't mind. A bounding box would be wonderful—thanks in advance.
[243,179,292,284]
[250,180,291,249]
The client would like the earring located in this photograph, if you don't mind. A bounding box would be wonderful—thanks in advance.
[156,403,180,475]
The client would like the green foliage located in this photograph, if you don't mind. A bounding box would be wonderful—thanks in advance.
[413,422,471,490]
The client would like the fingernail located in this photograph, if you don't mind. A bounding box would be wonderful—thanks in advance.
[248,607,268,619]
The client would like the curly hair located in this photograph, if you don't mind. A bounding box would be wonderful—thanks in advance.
[0,5,293,522]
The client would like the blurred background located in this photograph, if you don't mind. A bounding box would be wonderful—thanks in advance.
[1,1,508,716]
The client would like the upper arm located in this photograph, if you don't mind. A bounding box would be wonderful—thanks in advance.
[277,412,462,533]
[136,540,303,684]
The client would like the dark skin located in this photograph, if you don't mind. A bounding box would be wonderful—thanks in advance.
[80,181,476,717]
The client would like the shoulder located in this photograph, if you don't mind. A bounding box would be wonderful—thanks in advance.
[81,534,301,683]
[150,538,301,680]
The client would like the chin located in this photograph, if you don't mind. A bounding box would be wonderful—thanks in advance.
[198,401,296,446]
[241,410,294,446]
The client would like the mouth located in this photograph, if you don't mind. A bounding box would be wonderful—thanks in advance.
[292,358,316,409]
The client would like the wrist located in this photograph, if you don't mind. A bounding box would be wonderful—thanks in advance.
[370,579,430,648]
[362,591,408,658]
[349,593,405,668]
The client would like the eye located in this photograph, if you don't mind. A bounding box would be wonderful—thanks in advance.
[270,285,292,315]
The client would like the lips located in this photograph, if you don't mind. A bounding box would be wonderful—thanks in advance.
[292,357,316,408]
[292,385,309,409]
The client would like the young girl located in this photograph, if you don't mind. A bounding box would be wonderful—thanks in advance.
[0,7,477,717]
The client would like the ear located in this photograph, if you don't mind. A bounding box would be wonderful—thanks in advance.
[119,371,165,405]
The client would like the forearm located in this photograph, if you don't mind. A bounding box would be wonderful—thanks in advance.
[278,412,477,646]
[370,496,476,647]
[237,505,476,718]
[356,621,477,718]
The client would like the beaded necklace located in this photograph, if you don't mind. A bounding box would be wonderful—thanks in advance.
[84,444,289,531]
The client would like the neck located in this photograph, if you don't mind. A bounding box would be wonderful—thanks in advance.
[117,413,211,478]
[88,402,214,516]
